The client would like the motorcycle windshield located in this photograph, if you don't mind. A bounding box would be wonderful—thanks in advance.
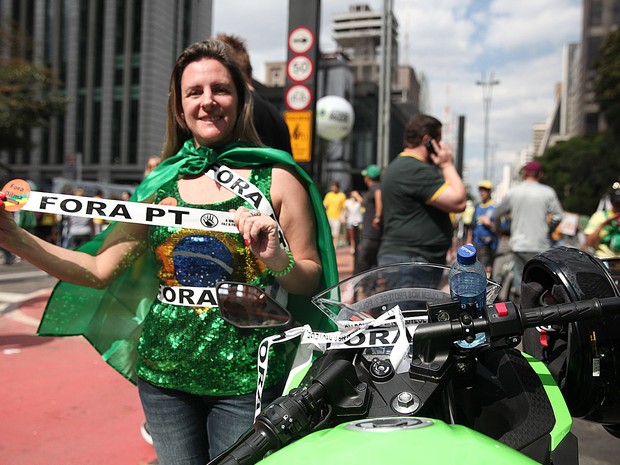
[312,262,501,325]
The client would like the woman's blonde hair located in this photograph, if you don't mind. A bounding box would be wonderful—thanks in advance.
[161,39,262,159]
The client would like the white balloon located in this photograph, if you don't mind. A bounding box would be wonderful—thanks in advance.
[315,96,355,141]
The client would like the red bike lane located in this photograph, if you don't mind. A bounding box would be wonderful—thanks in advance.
[0,290,157,465]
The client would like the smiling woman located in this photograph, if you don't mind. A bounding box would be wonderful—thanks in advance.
[163,40,262,158]
[0,38,338,465]
[180,58,239,147]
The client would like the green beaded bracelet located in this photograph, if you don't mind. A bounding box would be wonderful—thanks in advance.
[267,248,295,277]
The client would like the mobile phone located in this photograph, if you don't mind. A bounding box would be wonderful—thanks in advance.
[424,137,437,161]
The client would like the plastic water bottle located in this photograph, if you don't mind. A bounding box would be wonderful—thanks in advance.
[449,244,487,348]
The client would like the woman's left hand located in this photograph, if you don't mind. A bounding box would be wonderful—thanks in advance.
[233,207,288,267]
[233,166,321,295]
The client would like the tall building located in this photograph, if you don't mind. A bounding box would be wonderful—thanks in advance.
[535,43,581,156]
[0,0,212,188]
[331,4,423,113]
[578,0,620,134]
[562,42,582,138]
[330,3,420,175]
[331,3,398,86]
[532,121,548,156]
[536,0,619,153]
[264,62,287,87]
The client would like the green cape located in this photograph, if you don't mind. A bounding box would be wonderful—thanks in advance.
[37,141,338,383]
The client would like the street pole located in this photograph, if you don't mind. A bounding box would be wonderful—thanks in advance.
[456,115,465,178]
[476,72,499,180]
[377,0,393,168]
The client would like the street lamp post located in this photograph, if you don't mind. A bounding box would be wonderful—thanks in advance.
[476,72,499,180]
[377,0,393,169]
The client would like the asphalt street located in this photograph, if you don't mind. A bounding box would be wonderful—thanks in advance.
[0,252,618,464]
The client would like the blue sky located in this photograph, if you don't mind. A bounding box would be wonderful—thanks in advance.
[213,0,583,191]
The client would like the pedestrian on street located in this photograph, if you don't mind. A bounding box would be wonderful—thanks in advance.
[323,181,347,250]
[144,155,161,178]
[493,160,564,297]
[469,180,498,276]
[378,114,467,282]
[140,32,297,449]
[584,181,620,258]
[0,212,18,264]
[344,189,363,254]
[0,38,337,465]
[62,188,95,249]
[354,164,383,274]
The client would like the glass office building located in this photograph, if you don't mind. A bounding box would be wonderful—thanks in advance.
[0,0,212,187]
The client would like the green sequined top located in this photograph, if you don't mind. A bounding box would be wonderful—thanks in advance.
[136,166,287,395]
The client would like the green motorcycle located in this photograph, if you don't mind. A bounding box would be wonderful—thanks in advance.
[210,247,620,465]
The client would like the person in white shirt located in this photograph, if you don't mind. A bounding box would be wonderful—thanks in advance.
[494,160,564,294]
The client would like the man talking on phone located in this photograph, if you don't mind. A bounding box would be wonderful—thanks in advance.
[378,114,466,276]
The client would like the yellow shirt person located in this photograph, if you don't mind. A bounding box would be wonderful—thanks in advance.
[323,181,347,249]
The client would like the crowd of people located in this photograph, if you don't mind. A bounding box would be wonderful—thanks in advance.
[451,163,618,301]
[323,117,618,305]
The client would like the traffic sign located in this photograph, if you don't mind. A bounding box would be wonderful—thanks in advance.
[284,111,313,162]
[288,27,314,54]
[285,85,312,111]
[287,55,313,83]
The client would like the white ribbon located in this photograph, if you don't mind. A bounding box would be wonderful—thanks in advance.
[157,285,218,307]
[23,191,238,232]
[253,306,427,420]
[21,165,289,249]
[205,165,289,248]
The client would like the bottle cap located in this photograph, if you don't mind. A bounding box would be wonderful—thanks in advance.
[456,244,477,265]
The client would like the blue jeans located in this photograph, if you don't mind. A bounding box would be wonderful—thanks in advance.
[138,378,282,464]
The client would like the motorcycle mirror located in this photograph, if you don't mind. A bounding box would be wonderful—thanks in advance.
[215,281,292,329]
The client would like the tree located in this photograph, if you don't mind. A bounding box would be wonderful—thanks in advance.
[537,29,620,215]
[0,58,69,151]
[0,26,69,151]
[539,132,620,215]
[593,29,620,134]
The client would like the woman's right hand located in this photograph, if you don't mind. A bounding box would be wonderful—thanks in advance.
[0,195,22,250]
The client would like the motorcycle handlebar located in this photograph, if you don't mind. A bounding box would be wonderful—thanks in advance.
[216,430,275,465]
[519,297,619,328]
[457,296,620,344]
[211,378,329,465]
